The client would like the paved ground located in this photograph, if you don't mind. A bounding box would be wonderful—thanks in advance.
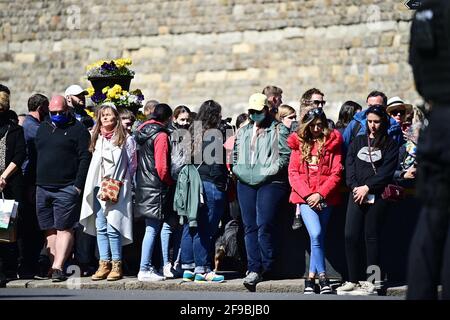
[2,276,407,299]
[0,287,403,300]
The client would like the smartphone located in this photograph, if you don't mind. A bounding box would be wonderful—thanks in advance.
[363,194,375,204]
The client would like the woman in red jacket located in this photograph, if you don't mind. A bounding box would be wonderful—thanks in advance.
[288,106,343,294]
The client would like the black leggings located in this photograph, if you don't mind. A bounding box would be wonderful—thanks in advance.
[344,196,388,283]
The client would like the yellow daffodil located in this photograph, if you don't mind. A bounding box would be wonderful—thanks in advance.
[86,87,95,97]
[85,109,95,120]
[114,58,132,68]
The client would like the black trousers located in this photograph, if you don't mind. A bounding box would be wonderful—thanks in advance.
[407,106,450,300]
[344,196,388,283]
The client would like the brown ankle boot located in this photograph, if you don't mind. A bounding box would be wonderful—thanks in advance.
[107,260,122,281]
[91,260,111,281]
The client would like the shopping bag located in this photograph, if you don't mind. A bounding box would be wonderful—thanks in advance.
[0,194,19,242]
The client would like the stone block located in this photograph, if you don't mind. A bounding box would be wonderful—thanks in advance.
[380,33,394,47]
[135,73,162,84]
[232,43,254,54]
[368,64,389,76]
[298,66,320,79]
[13,53,35,63]
[283,27,304,39]
[195,71,227,83]
[131,47,167,61]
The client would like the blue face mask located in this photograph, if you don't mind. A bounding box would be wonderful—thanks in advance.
[50,113,69,126]
[249,112,265,123]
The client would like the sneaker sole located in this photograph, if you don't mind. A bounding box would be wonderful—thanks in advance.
[337,290,376,296]
[320,289,332,294]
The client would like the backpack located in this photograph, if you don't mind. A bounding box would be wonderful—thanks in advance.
[214,219,246,273]
[170,130,189,180]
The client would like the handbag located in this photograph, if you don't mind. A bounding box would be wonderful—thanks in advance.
[367,137,405,202]
[0,193,19,243]
[99,177,123,204]
[381,183,405,201]
[98,138,125,204]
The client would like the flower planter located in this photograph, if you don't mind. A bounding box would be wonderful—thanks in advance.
[88,75,134,94]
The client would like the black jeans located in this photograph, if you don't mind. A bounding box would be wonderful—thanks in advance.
[344,196,388,283]
[407,106,450,300]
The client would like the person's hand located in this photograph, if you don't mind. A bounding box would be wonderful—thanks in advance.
[403,166,416,179]
[74,186,81,195]
[306,193,322,208]
[353,185,369,205]
[0,176,7,191]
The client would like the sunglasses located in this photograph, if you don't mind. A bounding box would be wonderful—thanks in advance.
[303,108,324,122]
[249,109,264,115]
[389,110,406,117]
[305,100,326,107]
[285,114,297,120]
[49,111,67,116]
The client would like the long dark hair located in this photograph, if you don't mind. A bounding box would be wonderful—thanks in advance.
[190,100,222,159]
[336,101,362,129]
[366,105,390,149]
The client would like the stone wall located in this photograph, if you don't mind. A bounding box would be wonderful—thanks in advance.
[0,0,420,120]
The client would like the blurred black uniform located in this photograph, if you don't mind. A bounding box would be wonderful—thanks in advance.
[407,0,450,300]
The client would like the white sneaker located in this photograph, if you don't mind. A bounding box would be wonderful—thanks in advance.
[137,269,166,282]
[162,263,174,279]
[337,281,377,296]
[336,282,361,295]
[358,281,378,295]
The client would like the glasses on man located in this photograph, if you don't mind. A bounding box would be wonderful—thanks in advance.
[389,110,406,117]
[49,111,66,116]
[306,100,326,107]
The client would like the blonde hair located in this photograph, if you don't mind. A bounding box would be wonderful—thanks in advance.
[0,92,10,112]
[89,104,127,152]
[276,104,295,122]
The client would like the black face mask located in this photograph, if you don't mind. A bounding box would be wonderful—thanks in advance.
[174,122,189,130]
[74,105,85,114]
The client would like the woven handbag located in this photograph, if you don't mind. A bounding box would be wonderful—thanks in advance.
[98,138,126,204]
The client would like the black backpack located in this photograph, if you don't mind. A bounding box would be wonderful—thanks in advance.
[214,219,246,272]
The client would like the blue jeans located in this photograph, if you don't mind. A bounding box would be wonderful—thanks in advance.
[237,181,288,274]
[180,181,226,274]
[140,218,163,271]
[95,209,122,262]
[300,204,332,275]
[160,220,182,266]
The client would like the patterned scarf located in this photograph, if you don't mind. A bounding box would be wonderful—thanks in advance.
[100,127,114,140]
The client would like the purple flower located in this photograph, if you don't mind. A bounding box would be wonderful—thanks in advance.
[137,94,144,101]
[91,92,106,104]
[101,61,118,72]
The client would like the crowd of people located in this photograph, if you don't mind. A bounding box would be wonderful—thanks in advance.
[0,82,426,296]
